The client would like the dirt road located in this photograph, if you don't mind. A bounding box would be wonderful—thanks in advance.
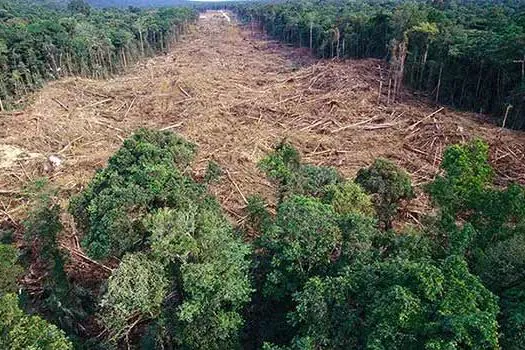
[1,11,525,225]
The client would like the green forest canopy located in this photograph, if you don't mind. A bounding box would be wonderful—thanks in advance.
[1,129,524,349]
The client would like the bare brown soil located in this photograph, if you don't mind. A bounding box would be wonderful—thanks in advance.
[1,11,525,244]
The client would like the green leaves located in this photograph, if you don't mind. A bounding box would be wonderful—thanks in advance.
[325,181,375,217]
[100,253,168,341]
[0,2,198,109]
[427,139,525,350]
[261,196,341,299]
[259,141,341,200]
[71,129,253,348]
[70,129,200,259]
[0,244,23,296]
[429,139,492,215]
[0,293,73,350]
[291,256,499,350]
[146,207,199,264]
[356,158,414,229]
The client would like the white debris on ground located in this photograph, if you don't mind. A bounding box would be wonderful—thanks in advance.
[44,155,63,173]
[220,10,231,23]
[0,144,41,169]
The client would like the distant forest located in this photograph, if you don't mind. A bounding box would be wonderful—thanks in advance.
[87,0,192,8]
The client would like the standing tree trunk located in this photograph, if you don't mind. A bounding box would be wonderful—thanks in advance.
[139,29,145,57]
[436,63,443,103]
[419,42,429,89]
[309,21,313,52]
[476,60,483,98]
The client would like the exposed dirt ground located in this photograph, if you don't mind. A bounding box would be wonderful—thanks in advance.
[2,11,525,246]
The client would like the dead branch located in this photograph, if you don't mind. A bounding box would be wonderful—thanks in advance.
[179,86,192,98]
[123,96,137,120]
[160,122,184,131]
[331,116,380,133]
[52,98,70,111]
[408,107,444,131]
[61,244,113,273]
[226,169,248,204]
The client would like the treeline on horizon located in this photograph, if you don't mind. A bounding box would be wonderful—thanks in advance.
[1,129,525,349]
[0,0,198,110]
[231,0,525,129]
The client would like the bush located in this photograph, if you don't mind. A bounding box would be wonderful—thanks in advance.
[356,158,414,229]
[204,160,223,183]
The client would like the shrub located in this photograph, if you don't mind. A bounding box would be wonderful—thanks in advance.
[204,160,223,183]
[356,158,414,229]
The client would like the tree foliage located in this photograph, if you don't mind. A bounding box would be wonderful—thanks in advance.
[0,244,23,296]
[0,293,72,350]
[356,158,414,229]
[99,252,168,341]
[70,128,199,259]
[6,132,525,349]
[245,142,500,349]
[71,129,252,348]
[427,139,525,350]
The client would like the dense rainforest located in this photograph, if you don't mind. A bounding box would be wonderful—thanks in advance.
[0,0,197,110]
[232,0,525,129]
[2,128,525,349]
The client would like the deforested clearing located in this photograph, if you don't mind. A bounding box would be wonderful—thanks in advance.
[2,7,525,349]
[2,12,524,221]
